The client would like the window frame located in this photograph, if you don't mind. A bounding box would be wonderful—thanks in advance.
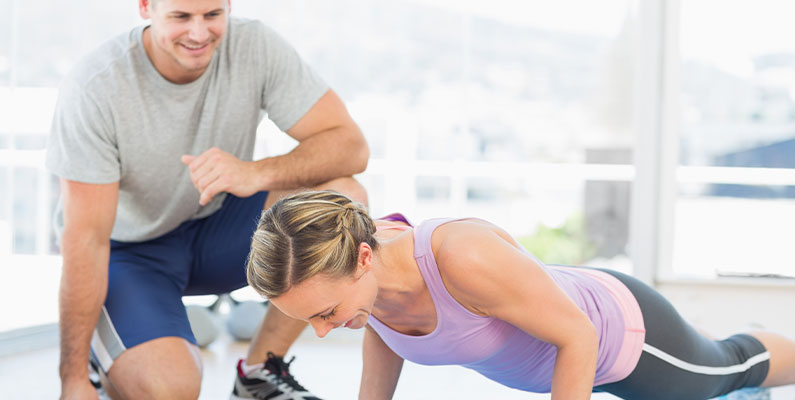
[636,0,795,284]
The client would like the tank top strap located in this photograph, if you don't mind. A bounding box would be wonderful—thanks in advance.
[412,218,454,259]
[378,212,413,226]
[411,218,475,314]
[376,225,412,232]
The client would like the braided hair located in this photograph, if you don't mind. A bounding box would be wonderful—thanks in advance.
[247,190,377,299]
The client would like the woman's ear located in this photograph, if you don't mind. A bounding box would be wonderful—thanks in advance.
[355,242,373,278]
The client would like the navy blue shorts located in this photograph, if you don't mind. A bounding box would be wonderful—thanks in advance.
[90,192,268,372]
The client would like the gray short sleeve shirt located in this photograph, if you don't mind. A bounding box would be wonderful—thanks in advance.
[46,17,328,242]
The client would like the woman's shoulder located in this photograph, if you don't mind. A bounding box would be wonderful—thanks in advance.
[431,218,527,278]
[430,219,503,269]
[427,219,519,316]
[431,218,514,255]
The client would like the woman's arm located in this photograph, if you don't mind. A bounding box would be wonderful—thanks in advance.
[433,221,598,400]
[359,325,404,400]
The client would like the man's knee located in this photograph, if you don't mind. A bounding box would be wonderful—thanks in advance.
[319,177,368,206]
[107,337,202,400]
[265,177,369,210]
[116,375,201,400]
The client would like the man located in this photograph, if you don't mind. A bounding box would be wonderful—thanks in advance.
[46,0,369,399]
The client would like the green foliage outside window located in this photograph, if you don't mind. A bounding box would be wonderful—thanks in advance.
[517,213,595,266]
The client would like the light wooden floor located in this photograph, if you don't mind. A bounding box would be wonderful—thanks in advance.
[1,327,794,399]
[0,327,591,400]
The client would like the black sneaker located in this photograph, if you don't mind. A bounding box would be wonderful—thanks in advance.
[231,353,322,400]
[88,358,111,400]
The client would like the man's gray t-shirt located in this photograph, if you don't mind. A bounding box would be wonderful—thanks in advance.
[46,17,328,242]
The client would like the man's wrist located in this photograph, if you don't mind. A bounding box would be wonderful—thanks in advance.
[251,158,278,191]
[60,362,90,383]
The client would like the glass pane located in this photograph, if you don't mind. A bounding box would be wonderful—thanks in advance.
[412,177,631,270]
[12,134,46,150]
[0,166,9,256]
[466,4,633,164]
[0,2,10,86]
[12,167,37,254]
[466,177,500,202]
[240,0,634,163]
[673,184,795,278]
[359,173,387,218]
[238,0,634,272]
[0,2,138,332]
[416,176,451,201]
[677,0,795,276]
[240,1,466,161]
[680,0,795,168]
[15,0,139,87]
[0,255,61,332]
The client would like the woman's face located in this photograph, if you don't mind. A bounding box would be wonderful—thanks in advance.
[270,268,379,338]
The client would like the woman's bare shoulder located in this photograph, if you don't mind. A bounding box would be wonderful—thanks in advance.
[431,218,520,257]
[427,219,528,316]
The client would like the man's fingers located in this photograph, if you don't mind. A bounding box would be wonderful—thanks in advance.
[187,148,217,172]
[197,168,222,193]
[193,156,218,183]
[183,148,239,205]
[199,180,225,206]
[186,164,201,190]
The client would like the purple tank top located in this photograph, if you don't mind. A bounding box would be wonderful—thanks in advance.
[368,217,628,392]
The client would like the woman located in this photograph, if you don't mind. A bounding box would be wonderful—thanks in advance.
[246,191,795,400]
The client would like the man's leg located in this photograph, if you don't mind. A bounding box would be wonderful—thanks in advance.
[245,177,368,364]
[95,229,202,399]
[105,337,202,399]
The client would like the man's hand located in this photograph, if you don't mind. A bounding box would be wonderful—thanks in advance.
[181,147,260,205]
[61,379,99,400]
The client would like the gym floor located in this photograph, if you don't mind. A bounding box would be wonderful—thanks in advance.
[2,325,794,399]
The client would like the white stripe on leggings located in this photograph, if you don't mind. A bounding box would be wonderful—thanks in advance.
[642,343,770,375]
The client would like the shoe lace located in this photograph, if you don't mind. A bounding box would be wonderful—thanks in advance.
[88,360,102,389]
[266,352,309,392]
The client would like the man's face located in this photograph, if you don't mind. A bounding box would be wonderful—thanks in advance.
[140,0,229,83]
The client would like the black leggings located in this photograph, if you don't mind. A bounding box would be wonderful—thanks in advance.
[588,268,770,400]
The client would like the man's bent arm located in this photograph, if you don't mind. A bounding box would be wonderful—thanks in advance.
[256,89,369,190]
[58,180,118,392]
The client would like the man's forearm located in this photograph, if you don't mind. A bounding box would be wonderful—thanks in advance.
[255,124,369,190]
[58,239,110,383]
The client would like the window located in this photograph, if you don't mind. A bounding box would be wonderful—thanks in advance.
[672,0,795,278]
[3,0,636,333]
[0,1,140,333]
[249,0,635,271]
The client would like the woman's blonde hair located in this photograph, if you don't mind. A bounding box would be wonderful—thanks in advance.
[247,190,377,299]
